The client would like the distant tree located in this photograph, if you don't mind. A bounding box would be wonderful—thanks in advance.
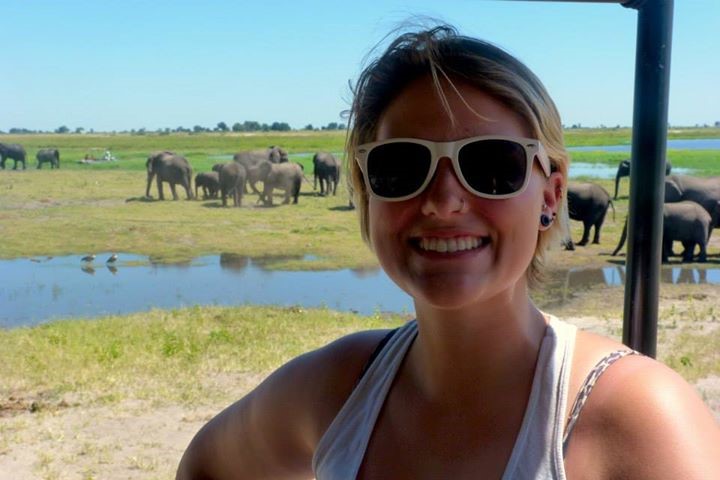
[323,122,339,130]
[232,122,243,132]
[261,123,270,132]
[216,121,229,132]
[338,123,346,130]
[75,127,84,134]
[270,122,291,131]
[303,124,314,131]
[193,125,208,133]
[55,125,69,134]
[243,120,261,131]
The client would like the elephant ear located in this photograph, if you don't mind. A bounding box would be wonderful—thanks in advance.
[664,178,682,201]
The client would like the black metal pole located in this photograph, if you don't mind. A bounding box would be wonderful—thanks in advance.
[622,0,674,357]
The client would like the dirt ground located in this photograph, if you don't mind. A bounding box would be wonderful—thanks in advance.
[1,289,719,479]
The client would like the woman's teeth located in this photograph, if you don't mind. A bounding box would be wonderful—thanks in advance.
[419,236,485,253]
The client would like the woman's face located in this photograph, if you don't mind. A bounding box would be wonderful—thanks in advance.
[368,76,558,311]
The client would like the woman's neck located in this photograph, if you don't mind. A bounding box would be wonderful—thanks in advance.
[408,286,548,404]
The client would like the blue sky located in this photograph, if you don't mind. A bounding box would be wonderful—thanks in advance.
[2,0,718,132]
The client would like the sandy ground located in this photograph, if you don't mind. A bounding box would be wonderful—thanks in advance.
[1,302,719,479]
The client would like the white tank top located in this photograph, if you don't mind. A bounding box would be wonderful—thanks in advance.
[312,315,577,479]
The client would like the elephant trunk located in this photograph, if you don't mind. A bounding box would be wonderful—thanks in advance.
[614,173,621,200]
[612,217,628,256]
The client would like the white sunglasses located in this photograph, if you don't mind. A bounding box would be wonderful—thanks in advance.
[356,135,551,201]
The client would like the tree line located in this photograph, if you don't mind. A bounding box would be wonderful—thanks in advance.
[1,121,347,135]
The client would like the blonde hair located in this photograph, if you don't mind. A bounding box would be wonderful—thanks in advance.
[346,25,569,286]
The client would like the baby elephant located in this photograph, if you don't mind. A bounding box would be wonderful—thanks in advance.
[612,200,714,263]
[36,148,60,169]
[195,172,220,199]
[566,182,614,249]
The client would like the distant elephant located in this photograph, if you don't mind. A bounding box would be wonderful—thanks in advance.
[0,143,27,170]
[195,171,220,199]
[145,151,193,200]
[248,160,303,206]
[36,148,60,169]
[565,182,614,249]
[267,145,288,163]
[612,200,716,263]
[664,174,720,229]
[218,162,247,207]
[614,158,672,199]
[233,146,289,194]
[313,152,340,196]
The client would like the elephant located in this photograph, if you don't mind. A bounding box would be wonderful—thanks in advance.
[267,145,289,163]
[313,152,340,196]
[233,146,289,195]
[565,182,614,249]
[36,148,60,169]
[664,174,720,229]
[145,151,193,200]
[614,158,672,199]
[0,143,27,170]
[218,162,247,207]
[195,171,220,199]
[247,160,303,206]
[612,200,716,263]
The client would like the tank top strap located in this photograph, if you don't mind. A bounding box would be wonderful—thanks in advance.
[501,314,577,479]
[312,320,419,479]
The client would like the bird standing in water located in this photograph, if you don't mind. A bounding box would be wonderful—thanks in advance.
[81,254,96,263]
[106,253,118,264]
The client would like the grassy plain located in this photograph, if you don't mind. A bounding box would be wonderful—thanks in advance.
[1,129,719,478]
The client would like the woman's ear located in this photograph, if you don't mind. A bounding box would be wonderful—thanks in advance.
[542,172,564,214]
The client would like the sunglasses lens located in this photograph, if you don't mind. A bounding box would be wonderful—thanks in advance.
[458,140,528,195]
[367,143,432,198]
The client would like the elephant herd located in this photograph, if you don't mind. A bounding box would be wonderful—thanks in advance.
[145,146,342,207]
[0,142,60,169]
[567,165,720,263]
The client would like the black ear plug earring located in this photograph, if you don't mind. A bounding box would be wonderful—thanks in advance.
[540,213,553,227]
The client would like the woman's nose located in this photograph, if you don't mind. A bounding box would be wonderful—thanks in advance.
[420,157,469,217]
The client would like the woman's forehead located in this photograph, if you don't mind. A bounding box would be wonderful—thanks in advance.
[375,77,532,142]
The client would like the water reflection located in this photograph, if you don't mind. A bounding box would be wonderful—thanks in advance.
[1,255,719,328]
[570,162,691,180]
[567,138,720,152]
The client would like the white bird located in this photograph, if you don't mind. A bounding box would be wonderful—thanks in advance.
[81,254,96,263]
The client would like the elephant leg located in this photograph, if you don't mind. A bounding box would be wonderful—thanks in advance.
[578,222,591,246]
[680,241,695,263]
[170,183,179,201]
[661,239,672,263]
[698,241,708,262]
[221,188,228,206]
[157,180,165,200]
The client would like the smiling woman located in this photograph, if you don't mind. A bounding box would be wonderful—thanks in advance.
[176,24,720,480]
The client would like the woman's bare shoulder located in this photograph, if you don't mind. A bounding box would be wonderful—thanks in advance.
[571,329,720,479]
[248,327,397,444]
[176,328,394,479]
